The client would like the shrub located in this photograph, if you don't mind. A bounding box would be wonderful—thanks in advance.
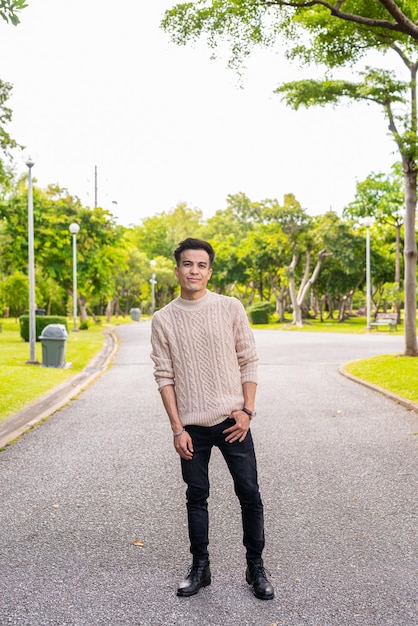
[247,302,275,325]
[19,315,68,341]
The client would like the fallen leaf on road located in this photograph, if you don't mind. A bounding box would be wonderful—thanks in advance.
[132,540,145,547]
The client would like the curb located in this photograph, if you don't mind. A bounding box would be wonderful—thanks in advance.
[339,364,418,416]
[0,329,119,449]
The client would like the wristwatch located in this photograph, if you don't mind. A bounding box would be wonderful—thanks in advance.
[242,407,256,419]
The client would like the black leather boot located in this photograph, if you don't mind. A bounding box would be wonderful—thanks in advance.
[177,559,211,597]
[246,560,274,600]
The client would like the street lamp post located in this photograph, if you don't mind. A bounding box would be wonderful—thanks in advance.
[150,259,157,315]
[26,156,38,364]
[363,217,374,330]
[69,222,80,331]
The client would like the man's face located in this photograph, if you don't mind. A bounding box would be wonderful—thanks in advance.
[175,248,213,300]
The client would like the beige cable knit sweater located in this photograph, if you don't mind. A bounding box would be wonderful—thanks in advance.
[150,290,258,427]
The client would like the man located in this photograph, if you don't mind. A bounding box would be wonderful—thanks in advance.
[150,238,274,600]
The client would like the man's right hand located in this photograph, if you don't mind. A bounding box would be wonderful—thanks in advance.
[174,431,194,460]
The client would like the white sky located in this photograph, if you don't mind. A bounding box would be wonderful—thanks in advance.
[0,0,400,227]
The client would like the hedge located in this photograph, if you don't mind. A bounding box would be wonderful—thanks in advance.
[247,302,275,325]
[19,315,68,342]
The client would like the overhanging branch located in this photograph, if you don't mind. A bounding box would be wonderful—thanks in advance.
[261,0,418,40]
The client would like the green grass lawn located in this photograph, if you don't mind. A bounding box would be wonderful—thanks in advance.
[253,315,403,334]
[0,316,132,422]
[343,354,418,404]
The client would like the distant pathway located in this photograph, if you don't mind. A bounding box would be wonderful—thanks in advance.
[0,324,416,626]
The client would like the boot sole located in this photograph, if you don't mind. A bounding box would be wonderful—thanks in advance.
[249,587,274,600]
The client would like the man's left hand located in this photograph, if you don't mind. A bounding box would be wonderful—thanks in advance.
[223,410,251,443]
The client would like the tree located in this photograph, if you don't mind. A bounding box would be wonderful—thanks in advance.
[202,193,259,298]
[1,271,28,318]
[344,164,404,319]
[148,255,179,310]
[238,222,290,317]
[313,212,388,321]
[260,194,332,326]
[0,1,28,189]
[43,203,124,322]
[131,203,204,260]
[0,0,27,25]
[0,181,124,321]
[162,1,418,354]
[110,244,148,317]
[0,79,21,190]
[206,192,331,323]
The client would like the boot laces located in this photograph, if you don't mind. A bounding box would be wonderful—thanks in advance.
[253,563,271,579]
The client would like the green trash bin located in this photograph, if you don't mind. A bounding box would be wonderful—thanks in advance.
[39,324,68,368]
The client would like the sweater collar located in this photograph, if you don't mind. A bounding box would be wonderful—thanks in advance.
[173,290,212,310]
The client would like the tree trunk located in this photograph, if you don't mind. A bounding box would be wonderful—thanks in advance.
[403,164,418,355]
[327,296,334,319]
[347,289,354,316]
[288,249,331,326]
[106,299,114,323]
[78,295,88,322]
[393,222,401,323]
[258,269,263,300]
[319,294,326,322]
[271,281,287,322]
[310,292,319,317]
[338,296,347,322]
[287,254,303,327]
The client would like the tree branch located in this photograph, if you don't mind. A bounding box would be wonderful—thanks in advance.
[379,0,418,34]
[384,101,404,155]
[261,0,418,40]
[297,250,310,300]
[390,43,414,70]
[297,249,331,306]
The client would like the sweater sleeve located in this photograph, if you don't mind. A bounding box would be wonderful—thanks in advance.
[233,298,258,385]
[150,312,175,391]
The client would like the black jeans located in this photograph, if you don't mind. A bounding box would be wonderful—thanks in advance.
[181,418,265,563]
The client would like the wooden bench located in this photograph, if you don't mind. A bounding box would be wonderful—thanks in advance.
[370,312,398,331]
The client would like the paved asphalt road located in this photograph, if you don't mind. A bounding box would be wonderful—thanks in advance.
[0,323,417,626]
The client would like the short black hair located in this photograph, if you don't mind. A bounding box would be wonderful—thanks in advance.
[174,238,215,267]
